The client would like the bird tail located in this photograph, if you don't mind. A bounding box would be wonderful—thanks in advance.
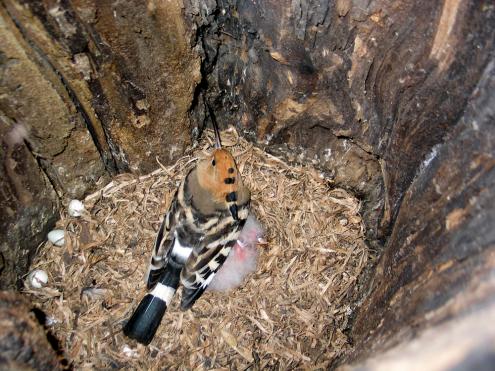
[123,261,181,345]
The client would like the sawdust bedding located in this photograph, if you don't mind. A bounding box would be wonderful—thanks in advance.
[25,128,372,370]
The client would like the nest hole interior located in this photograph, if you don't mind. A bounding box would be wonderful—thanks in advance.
[25,129,372,369]
[3,1,493,369]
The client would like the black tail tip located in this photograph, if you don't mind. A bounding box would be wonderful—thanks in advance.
[123,294,168,345]
[123,322,154,346]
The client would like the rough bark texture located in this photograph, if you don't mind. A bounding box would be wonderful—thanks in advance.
[347,58,495,364]
[0,291,63,370]
[0,119,58,290]
[0,0,494,368]
[185,0,494,245]
[185,0,495,365]
[0,0,200,288]
[340,299,495,371]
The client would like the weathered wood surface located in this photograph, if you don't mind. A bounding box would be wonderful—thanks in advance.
[340,299,495,371]
[0,0,494,367]
[0,0,200,289]
[346,58,495,364]
[0,291,63,370]
[185,0,494,243]
[184,0,495,364]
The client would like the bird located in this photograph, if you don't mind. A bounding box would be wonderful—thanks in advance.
[207,214,264,292]
[123,118,251,345]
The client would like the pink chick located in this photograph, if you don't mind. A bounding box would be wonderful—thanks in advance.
[207,214,264,292]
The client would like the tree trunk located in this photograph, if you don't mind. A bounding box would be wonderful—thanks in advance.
[0,0,494,368]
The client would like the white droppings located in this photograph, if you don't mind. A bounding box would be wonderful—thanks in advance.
[48,6,77,37]
[6,124,28,145]
[169,144,180,159]
[264,134,274,145]
[414,144,442,184]
[421,145,439,171]
[122,345,139,358]
[68,199,85,217]
[57,166,67,176]
[323,148,332,161]
[45,316,59,326]
[73,53,92,81]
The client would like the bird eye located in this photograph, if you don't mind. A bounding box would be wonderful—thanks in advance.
[211,159,216,166]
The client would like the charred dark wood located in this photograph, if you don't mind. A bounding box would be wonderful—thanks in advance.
[184,0,495,365]
[0,291,65,370]
[0,0,494,367]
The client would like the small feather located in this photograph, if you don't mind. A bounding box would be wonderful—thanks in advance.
[81,287,109,300]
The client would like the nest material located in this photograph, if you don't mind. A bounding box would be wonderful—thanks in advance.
[26,129,372,369]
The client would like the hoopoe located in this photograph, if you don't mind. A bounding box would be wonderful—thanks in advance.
[123,121,250,345]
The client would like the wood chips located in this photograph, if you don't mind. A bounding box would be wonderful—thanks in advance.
[25,129,372,370]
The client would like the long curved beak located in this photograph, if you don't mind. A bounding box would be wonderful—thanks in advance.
[207,102,222,149]
[213,123,222,149]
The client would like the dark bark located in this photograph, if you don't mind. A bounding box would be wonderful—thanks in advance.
[185,0,494,245]
[347,57,495,363]
[0,119,58,290]
[0,0,200,287]
[183,0,495,364]
[0,0,494,367]
[0,291,64,370]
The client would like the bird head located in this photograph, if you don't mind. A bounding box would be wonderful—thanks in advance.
[197,149,242,220]
[196,106,245,220]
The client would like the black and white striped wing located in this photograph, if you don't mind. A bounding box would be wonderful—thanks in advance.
[179,241,235,310]
[146,193,180,289]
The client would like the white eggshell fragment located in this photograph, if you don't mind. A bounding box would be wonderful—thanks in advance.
[28,269,48,288]
[122,345,139,358]
[45,316,59,326]
[68,199,85,217]
[47,229,65,246]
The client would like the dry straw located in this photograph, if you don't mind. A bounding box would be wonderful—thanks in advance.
[26,128,371,369]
